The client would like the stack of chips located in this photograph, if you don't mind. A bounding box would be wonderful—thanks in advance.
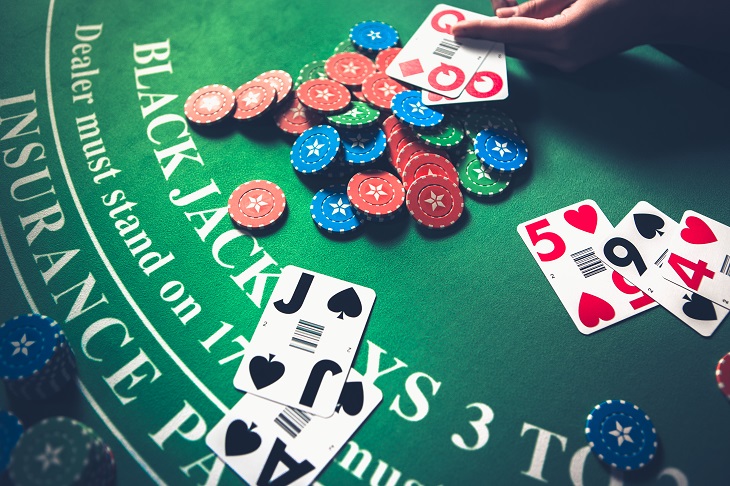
[0,411,23,478]
[0,314,77,400]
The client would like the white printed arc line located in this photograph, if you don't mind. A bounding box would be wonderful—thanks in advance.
[43,0,228,415]
[0,217,166,485]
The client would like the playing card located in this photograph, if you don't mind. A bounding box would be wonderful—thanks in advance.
[422,44,508,105]
[385,4,499,97]
[659,211,730,309]
[597,201,727,336]
[234,266,376,417]
[517,200,656,334]
[208,369,382,486]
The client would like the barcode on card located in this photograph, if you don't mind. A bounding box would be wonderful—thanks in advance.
[571,247,606,278]
[433,38,460,60]
[289,319,324,353]
[274,406,312,438]
[721,255,730,276]
[655,249,669,267]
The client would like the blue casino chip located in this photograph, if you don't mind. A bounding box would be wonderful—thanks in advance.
[391,90,444,129]
[585,400,657,471]
[0,411,23,473]
[310,184,361,233]
[339,127,387,165]
[0,314,62,381]
[349,21,399,52]
[473,128,528,173]
[290,124,341,174]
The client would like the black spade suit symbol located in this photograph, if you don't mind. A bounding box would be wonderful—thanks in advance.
[336,381,365,416]
[634,213,665,239]
[225,420,261,456]
[327,287,362,320]
[249,354,285,389]
[682,293,717,321]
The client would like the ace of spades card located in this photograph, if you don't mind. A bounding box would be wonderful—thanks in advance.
[517,200,657,334]
[234,266,376,417]
[597,201,728,336]
[207,369,382,486]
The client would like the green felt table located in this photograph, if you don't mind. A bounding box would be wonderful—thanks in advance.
[1,0,729,485]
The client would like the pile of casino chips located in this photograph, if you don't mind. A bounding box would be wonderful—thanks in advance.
[183,20,527,233]
[7,416,116,485]
[0,411,23,479]
[0,314,77,400]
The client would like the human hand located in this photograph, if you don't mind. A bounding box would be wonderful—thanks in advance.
[452,0,729,72]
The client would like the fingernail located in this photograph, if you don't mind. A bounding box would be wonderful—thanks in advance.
[496,7,516,18]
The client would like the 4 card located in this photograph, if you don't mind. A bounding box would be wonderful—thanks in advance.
[659,211,730,309]
[385,4,499,97]
[597,201,727,336]
[208,369,382,486]
[517,200,656,334]
[234,266,376,417]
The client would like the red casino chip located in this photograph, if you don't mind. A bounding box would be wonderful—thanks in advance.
[296,79,351,113]
[274,97,324,135]
[228,180,286,229]
[362,72,406,111]
[232,81,276,121]
[395,139,448,177]
[184,84,236,124]
[402,153,458,190]
[325,52,376,87]
[382,114,402,137]
[254,70,293,106]
[717,352,730,399]
[375,47,402,72]
[347,170,405,218]
[351,88,368,103]
[406,175,464,229]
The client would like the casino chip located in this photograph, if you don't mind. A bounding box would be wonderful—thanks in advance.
[350,21,400,52]
[375,47,401,72]
[347,170,405,219]
[290,124,341,173]
[464,109,519,137]
[333,39,357,54]
[232,80,276,121]
[402,153,458,190]
[473,128,528,173]
[183,84,236,124]
[274,97,324,135]
[1,314,77,400]
[458,151,511,196]
[716,352,730,399]
[391,90,444,128]
[254,70,293,106]
[340,127,387,165]
[405,175,464,229]
[228,180,286,229]
[9,417,116,486]
[0,411,23,474]
[414,118,465,148]
[585,400,657,471]
[396,139,448,178]
[310,184,362,233]
[327,101,379,128]
[295,60,328,88]
[325,52,376,87]
[296,79,351,114]
[361,72,406,111]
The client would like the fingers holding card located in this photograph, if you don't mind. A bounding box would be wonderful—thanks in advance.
[234,266,376,417]
[207,370,382,486]
[517,200,656,334]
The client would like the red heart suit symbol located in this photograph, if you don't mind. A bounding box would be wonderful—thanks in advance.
[564,205,598,234]
[680,216,717,245]
[578,292,616,328]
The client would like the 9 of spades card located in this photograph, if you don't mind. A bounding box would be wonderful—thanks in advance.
[517,199,656,334]
[207,369,382,486]
[597,201,728,336]
[234,266,376,417]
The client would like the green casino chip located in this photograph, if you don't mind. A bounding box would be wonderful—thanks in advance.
[327,101,379,128]
[294,60,327,88]
[458,151,511,196]
[414,118,465,148]
[333,39,357,54]
[464,109,519,138]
